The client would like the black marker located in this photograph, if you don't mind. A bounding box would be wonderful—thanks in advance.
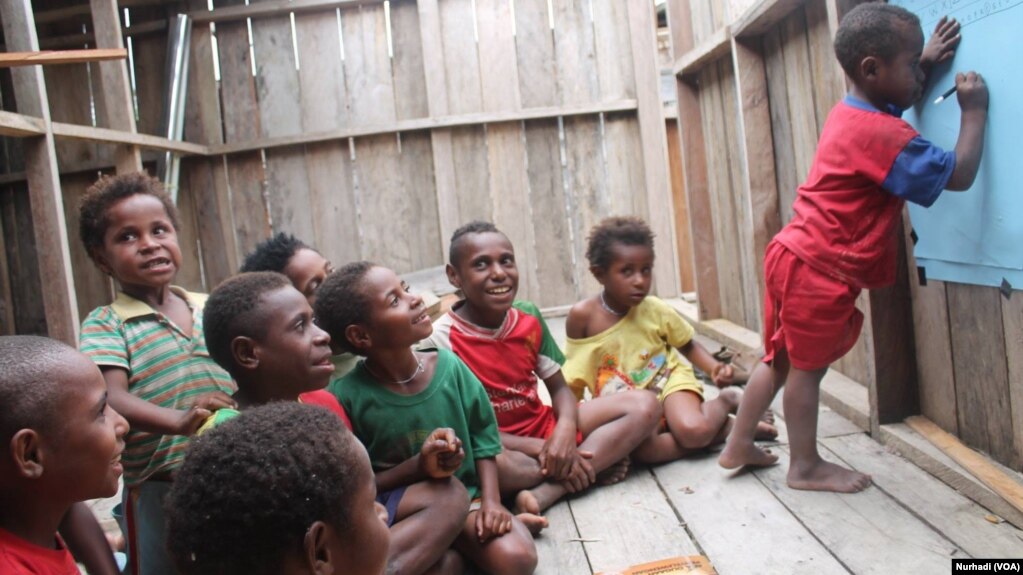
[933,85,957,104]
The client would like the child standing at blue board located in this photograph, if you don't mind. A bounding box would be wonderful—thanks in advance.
[719,4,988,493]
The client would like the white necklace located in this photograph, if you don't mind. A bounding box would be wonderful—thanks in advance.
[366,354,424,385]
[599,290,626,317]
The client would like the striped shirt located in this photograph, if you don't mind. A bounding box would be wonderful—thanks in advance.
[79,287,235,486]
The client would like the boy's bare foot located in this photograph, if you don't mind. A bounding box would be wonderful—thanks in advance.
[761,408,775,425]
[514,489,541,516]
[787,459,871,493]
[516,512,549,536]
[718,441,778,469]
[597,457,630,485]
[754,420,778,441]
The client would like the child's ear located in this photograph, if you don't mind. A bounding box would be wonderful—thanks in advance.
[231,336,259,371]
[345,324,371,353]
[445,262,461,289]
[89,249,113,277]
[589,265,606,283]
[9,429,45,479]
[303,520,335,575]
[858,55,881,81]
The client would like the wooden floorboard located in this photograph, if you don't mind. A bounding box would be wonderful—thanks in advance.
[823,433,1023,558]
[568,468,700,574]
[755,447,964,574]
[533,499,591,575]
[654,453,850,575]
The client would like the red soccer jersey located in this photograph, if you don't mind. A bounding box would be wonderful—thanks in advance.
[300,389,353,431]
[0,529,79,575]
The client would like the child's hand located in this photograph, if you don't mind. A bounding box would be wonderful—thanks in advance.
[174,406,212,435]
[711,363,735,387]
[538,427,580,481]
[418,428,464,479]
[189,391,237,412]
[475,501,513,542]
[559,450,595,493]
[921,16,960,71]
[956,71,988,113]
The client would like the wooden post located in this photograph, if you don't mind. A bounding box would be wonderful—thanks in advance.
[731,37,781,321]
[90,0,143,173]
[627,0,679,298]
[0,0,80,343]
[667,0,721,319]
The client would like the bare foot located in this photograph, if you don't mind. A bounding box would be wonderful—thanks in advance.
[514,489,540,515]
[718,386,742,412]
[761,408,775,425]
[719,441,778,469]
[516,512,549,536]
[787,459,872,493]
[597,457,630,485]
[754,420,778,441]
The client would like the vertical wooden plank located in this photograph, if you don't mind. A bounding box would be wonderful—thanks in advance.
[805,0,844,134]
[183,6,224,147]
[733,37,781,329]
[763,27,798,225]
[476,0,521,112]
[127,5,169,137]
[354,134,411,271]
[304,140,360,266]
[169,168,204,291]
[591,0,635,101]
[390,0,430,121]
[522,120,576,307]
[449,126,492,225]
[948,283,1015,466]
[0,185,47,335]
[701,64,744,325]
[867,222,918,433]
[44,62,99,170]
[0,202,15,334]
[1001,291,1023,468]
[62,173,113,320]
[250,3,314,241]
[665,119,696,293]
[295,9,349,130]
[398,131,443,271]
[416,0,459,254]
[216,0,270,263]
[514,0,557,109]
[1,0,79,342]
[779,7,818,186]
[89,0,143,172]
[184,156,235,286]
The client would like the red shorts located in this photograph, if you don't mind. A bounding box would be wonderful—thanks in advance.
[761,241,863,371]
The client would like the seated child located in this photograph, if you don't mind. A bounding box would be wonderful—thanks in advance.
[317,262,539,575]
[720,5,987,493]
[239,232,358,377]
[427,221,661,514]
[165,402,391,575]
[0,336,128,574]
[77,171,237,574]
[201,271,467,575]
[563,217,777,464]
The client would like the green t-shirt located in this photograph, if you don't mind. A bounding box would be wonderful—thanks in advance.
[333,348,502,498]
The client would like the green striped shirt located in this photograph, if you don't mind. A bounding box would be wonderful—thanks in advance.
[79,287,235,486]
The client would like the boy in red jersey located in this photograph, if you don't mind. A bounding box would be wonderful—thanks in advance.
[720,4,987,493]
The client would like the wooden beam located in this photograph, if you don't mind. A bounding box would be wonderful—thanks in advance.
[732,0,808,38]
[33,0,169,25]
[51,122,209,156]
[207,100,638,155]
[0,48,127,67]
[672,27,731,77]
[0,110,46,137]
[19,20,169,51]
[907,416,1023,518]
[0,0,80,343]
[190,0,386,24]
[90,0,143,173]
[628,0,679,297]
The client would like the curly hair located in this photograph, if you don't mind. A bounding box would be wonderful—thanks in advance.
[239,232,311,274]
[165,402,361,575]
[313,261,376,355]
[0,336,79,442]
[585,216,655,270]
[203,272,292,377]
[78,172,179,261]
[834,2,920,78]
[448,220,502,266]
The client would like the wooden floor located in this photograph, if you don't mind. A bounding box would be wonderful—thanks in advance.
[534,317,1023,575]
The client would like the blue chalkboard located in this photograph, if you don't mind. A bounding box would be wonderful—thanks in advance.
[891,0,1022,289]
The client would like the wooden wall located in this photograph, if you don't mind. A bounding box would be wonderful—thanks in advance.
[667,0,1023,469]
[0,0,680,337]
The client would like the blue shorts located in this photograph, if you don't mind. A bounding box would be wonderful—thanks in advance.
[376,486,407,527]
